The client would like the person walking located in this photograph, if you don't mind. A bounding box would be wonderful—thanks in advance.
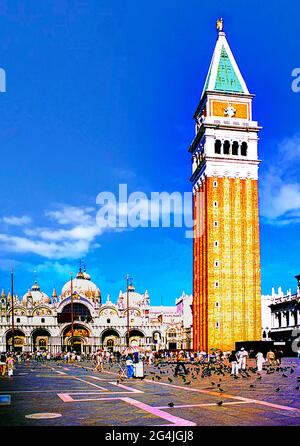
[6,355,15,377]
[174,351,187,377]
[36,350,41,363]
[256,351,265,372]
[229,350,239,376]
[95,351,104,372]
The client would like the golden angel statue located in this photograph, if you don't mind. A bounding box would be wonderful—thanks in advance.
[216,17,224,32]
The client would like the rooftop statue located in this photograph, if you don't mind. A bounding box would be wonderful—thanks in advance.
[216,17,224,32]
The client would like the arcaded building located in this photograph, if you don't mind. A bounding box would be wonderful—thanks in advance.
[0,267,193,354]
[268,275,300,346]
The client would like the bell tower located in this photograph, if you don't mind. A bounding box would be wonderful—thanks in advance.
[190,19,262,351]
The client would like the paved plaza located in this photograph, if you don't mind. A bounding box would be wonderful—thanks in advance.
[0,358,300,426]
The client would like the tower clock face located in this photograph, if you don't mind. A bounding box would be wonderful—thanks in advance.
[224,104,236,118]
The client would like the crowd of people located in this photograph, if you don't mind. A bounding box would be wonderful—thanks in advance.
[0,346,287,379]
[92,347,287,379]
[168,348,285,376]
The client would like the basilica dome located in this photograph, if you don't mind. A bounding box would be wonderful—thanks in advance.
[61,268,101,303]
[117,284,149,309]
[22,281,51,306]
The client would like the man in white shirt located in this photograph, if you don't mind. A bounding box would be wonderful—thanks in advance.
[237,347,248,370]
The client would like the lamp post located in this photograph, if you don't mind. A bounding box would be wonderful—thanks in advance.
[70,272,74,352]
[11,270,15,353]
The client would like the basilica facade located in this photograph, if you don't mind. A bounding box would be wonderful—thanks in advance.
[0,268,192,354]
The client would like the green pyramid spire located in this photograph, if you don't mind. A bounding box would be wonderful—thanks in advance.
[201,29,249,98]
[214,45,243,93]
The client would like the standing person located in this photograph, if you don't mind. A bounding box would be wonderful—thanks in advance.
[174,351,187,377]
[237,347,248,371]
[148,351,154,365]
[25,352,31,366]
[95,351,104,372]
[256,351,265,372]
[229,350,239,376]
[266,349,275,366]
[6,355,15,377]
[115,351,121,363]
[0,352,6,377]
[221,351,228,364]
[133,351,139,364]
[126,355,134,379]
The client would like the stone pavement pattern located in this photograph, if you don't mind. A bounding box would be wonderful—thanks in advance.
[0,358,300,426]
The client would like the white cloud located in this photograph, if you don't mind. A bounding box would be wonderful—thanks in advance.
[0,233,95,259]
[24,224,102,242]
[0,205,102,260]
[2,215,32,226]
[278,136,300,163]
[261,135,300,225]
[32,261,73,277]
[0,191,194,259]
[45,206,95,225]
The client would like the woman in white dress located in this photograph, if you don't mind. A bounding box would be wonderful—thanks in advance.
[256,351,265,372]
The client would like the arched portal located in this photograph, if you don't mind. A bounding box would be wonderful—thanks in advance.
[32,328,51,351]
[126,329,145,347]
[101,329,120,352]
[62,324,90,354]
[6,329,25,353]
[166,328,177,350]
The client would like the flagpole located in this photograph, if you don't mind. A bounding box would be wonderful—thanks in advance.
[70,272,74,352]
[126,274,129,347]
[11,269,15,352]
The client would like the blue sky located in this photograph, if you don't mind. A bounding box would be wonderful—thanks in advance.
[0,0,299,303]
